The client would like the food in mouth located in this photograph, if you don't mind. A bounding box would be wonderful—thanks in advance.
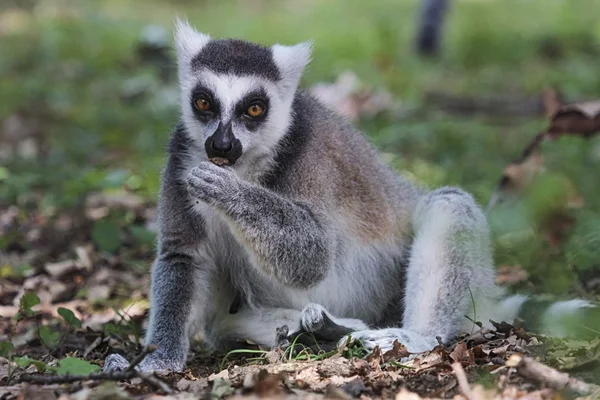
[209,157,230,166]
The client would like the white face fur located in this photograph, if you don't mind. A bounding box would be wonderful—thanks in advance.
[174,19,312,173]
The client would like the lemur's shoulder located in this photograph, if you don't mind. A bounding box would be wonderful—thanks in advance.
[262,90,421,241]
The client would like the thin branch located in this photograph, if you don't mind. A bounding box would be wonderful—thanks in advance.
[133,370,174,394]
[506,354,600,396]
[451,362,476,400]
[19,370,134,384]
[19,368,173,394]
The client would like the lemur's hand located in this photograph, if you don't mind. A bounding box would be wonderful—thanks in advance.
[186,161,243,206]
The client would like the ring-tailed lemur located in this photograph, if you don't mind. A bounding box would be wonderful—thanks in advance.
[104,19,594,373]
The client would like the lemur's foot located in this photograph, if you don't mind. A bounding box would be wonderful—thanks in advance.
[103,352,184,374]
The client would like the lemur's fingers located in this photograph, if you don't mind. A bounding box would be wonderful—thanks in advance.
[288,303,366,348]
[275,325,291,348]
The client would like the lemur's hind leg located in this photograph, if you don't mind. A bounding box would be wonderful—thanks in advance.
[216,303,368,350]
[340,187,503,354]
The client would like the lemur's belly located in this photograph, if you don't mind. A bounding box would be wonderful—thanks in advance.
[278,240,409,323]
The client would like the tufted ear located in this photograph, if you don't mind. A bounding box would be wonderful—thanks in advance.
[174,18,211,80]
[271,41,313,93]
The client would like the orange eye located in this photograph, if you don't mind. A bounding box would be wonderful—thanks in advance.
[247,103,264,118]
[195,98,211,111]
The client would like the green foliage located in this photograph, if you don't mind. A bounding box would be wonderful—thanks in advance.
[566,214,600,271]
[14,355,47,372]
[219,349,268,371]
[91,219,122,253]
[340,337,370,359]
[20,292,40,311]
[39,325,60,349]
[53,357,100,375]
[17,292,40,320]
[0,341,15,358]
[57,307,82,328]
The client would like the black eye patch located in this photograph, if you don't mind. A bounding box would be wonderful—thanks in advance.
[235,89,270,129]
[190,85,221,122]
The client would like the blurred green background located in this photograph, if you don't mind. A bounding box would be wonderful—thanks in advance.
[1,0,599,298]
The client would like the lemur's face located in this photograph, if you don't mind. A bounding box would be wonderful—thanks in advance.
[174,20,312,166]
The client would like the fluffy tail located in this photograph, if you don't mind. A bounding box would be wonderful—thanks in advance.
[491,295,599,339]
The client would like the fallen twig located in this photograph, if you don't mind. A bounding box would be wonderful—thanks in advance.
[424,91,550,118]
[19,369,174,394]
[451,362,476,400]
[506,354,600,396]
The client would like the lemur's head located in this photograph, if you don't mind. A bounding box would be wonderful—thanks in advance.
[174,19,312,166]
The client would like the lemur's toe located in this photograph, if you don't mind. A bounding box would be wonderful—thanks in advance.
[300,303,326,332]
[103,353,131,372]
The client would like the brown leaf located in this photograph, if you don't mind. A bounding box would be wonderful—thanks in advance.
[412,345,448,370]
[471,345,488,360]
[501,151,544,195]
[549,101,600,136]
[366,345,383,368]
[382,340,410,362]
[449,342,469,364]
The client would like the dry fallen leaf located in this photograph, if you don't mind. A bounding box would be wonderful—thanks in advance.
[383,340,411,362]
[548,100,600,137]
[495,265,529,285]
[449,342,469,364]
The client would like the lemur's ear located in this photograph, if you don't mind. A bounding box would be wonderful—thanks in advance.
[272,41,313,93]
[174,18,210,80]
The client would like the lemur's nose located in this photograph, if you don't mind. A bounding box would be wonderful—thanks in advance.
[211,140,233,153]
[205,121,243,165]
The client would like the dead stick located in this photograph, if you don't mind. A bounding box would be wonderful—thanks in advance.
[506,354,600,396]
[134,370,173,394]
[19,369,173,394]
[20,371,135,384]
[451,362,477,400]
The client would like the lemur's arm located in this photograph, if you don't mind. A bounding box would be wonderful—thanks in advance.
[186,161,334,288]
[105,156,208,373]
